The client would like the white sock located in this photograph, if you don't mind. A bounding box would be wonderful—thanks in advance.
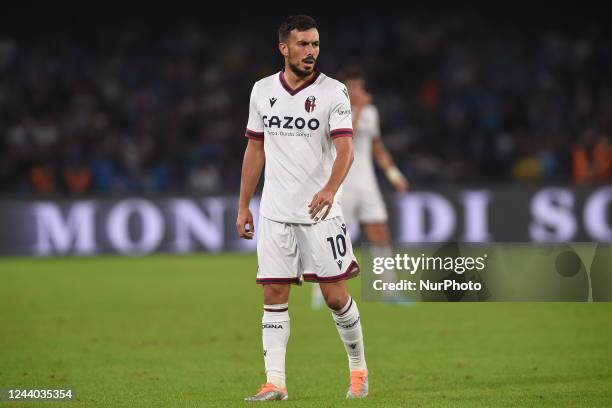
[331,297,367,371]
[372,244,404,299]
[372,244,396,282]
[371,243,393,259]
[262,304,290,388]
[311,284,325,308]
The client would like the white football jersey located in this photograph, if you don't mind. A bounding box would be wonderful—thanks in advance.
[344,105,381,190]
[245,70,353,224]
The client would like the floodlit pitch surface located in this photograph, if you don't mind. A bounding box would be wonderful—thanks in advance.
[1,254,611,407]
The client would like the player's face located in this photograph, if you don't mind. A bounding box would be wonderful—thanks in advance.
[280,28,320,78]
[344,78,366,100]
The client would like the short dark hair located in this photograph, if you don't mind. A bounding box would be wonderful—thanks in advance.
[278,15,318,42]
[337,66,366,82]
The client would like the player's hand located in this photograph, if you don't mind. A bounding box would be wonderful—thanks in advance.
[308,189,334,221]
[236,207,255,239]
[393,177,410,193]
[385,166,409,194]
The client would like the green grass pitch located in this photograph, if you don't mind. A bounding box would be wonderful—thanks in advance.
[1,253,611,407]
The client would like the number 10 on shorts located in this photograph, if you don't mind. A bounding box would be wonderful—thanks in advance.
[326,234,347,268]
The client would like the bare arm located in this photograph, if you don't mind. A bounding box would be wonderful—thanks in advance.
[372,138,396,171]
[372,138,409,193]
[308,137,354,221]
[236,139,265,239]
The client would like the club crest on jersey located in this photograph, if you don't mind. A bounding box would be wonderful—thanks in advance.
[305,95,316,113]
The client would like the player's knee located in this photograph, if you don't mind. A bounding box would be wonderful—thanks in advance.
[366,224,390,245]
[323,292,349,311]
[263,284,290,304]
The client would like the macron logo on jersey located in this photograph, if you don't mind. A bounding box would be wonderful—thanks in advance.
[246,71,353,223]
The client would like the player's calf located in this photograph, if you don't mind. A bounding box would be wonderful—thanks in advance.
[327,294,369,398]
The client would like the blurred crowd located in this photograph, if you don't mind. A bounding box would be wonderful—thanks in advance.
[1,14,611,195]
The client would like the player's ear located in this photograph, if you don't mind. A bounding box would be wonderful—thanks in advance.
[278,42,289,57]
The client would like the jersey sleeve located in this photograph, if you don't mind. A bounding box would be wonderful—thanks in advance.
[245,82,264,141]
[329,84,353,140]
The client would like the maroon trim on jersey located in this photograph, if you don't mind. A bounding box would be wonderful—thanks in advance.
[256,277,301,285]
[279,70,321,96]
[264,306,289,312]
[303,260,360,283]
[245,128,264,140]
[330,128,353,139]
[331,128,353,135]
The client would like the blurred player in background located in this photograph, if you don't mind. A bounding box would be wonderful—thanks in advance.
[312,67,409,308]
[236,15,369,401]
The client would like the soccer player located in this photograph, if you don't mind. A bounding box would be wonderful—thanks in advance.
[236,15,368,401]
[311,67,409,308]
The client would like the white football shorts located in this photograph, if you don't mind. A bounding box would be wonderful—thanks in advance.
[341,183,388,227]
[256,215,360,284]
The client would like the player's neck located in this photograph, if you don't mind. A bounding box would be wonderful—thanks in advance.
[282,67,316,91]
